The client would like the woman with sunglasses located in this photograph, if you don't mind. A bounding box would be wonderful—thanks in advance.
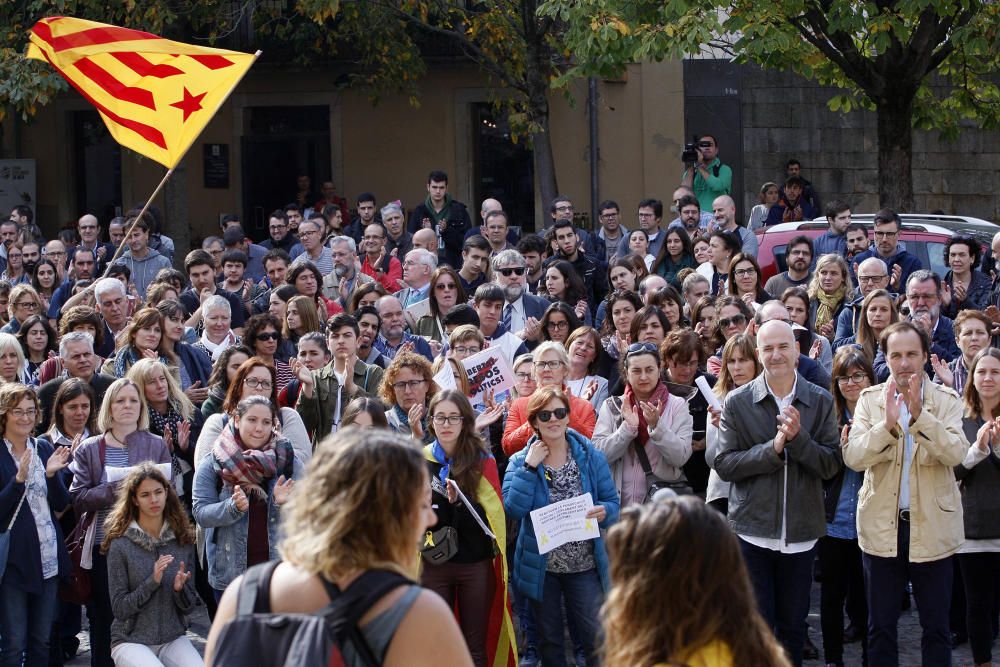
[503,386,619,667]
[192,395,301,602]
[956,348,1000,667]
[705,296,753,376]
[705,334,761,514]
[243,313,293,392]
[593,341,693,506]
[819,348,873,667]
[422,390,515,667]
[415,267,468,343]
[502,342,597,456]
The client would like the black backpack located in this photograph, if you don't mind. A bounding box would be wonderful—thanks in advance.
[211,560,413,667]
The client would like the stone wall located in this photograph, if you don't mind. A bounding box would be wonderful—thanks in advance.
[739,65,1000,222]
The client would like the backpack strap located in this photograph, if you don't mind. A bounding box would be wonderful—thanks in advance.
[236,560,283,617]
[320,570,413,667]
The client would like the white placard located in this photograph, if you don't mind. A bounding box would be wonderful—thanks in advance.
[106,463,172,483]
[695,375,722,411]
[432,362,457,391]
[461,347,515,405]
[405,298,431,322]
[530,492,600,554]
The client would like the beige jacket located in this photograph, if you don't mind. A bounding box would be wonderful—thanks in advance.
[843,377,966,562]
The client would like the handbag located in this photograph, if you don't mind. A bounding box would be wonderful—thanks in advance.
[632,439,692,503]
[59,437,105,605]
[0,484,28,580]
[420,526,459,564]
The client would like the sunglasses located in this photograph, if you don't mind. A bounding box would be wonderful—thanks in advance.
[256,332,280,341]
[718,314,747,329]
[536,407,569,422]
[498,267,526,277]
[626,342,658,356]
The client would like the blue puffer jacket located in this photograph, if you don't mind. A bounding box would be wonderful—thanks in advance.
[502,429,620,602]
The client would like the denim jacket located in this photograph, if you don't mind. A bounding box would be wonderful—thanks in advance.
[191,455,303,590]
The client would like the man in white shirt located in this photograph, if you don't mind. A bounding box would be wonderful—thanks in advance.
[716,320,840,665]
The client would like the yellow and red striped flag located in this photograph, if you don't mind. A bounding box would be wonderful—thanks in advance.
[26,16,258,169]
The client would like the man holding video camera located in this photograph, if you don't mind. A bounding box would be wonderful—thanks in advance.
[680,134,733,213]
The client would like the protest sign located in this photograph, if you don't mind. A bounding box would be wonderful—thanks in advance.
[530,492,600,554]
[460,347,514,405]
[432,362,457,392]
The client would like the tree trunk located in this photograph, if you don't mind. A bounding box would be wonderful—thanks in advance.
[875,96,915,211]
[532,111,558,227]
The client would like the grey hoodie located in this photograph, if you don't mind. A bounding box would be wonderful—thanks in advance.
[106,521,197,647]
[114,248,173,300]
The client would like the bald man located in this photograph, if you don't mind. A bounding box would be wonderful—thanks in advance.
[716,318,840,665]
[76,213,116,274]
[712,195,758,257]
[412,228,438,253]
[464,197,517,245]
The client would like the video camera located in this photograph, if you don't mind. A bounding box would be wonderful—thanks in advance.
[681,134,701,165]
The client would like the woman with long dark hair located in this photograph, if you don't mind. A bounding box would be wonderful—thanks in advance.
[595,259,645,330]
[421,390,515,667]
[629,306,671,348]
[601,498,790,666]
[101,307,172,379]
[101,464,200,666]
[624,229,655,270]
[819,348,873,667]
[727,253,773,308]
[15,314,57,386]
[600,290,642,363]
[539,302,583,346]
[652,226,696,290]
[543,260,591,326]
[705,296,753,376]
[287,261,340,319]
[200,346,252,420]
[156,299,213,406]
[31,259,58,311]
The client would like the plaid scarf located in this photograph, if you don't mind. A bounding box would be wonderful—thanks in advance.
[211,422,294,499]
[150,401,185,482]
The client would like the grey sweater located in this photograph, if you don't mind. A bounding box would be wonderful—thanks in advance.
[106,521,198,647]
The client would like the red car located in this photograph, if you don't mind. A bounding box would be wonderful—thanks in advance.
[754,215,998,282]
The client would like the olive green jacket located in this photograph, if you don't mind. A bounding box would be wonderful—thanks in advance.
[297,359,384,445]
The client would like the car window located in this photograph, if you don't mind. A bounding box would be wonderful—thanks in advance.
[925,242,948,278]
[773,245,788,274]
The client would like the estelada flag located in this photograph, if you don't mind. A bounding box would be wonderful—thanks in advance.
[26,16,257,169]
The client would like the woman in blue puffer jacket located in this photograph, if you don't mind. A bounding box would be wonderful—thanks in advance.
[503,386,619,667]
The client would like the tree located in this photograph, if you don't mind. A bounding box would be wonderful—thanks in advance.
[539,0,1000,211]
[298,0,566,209]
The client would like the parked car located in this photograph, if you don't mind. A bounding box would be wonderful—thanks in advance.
[754,214,999,282]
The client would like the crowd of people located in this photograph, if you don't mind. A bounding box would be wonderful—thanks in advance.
[1,159,999,667]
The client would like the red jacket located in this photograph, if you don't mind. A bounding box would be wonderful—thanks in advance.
[361,254,403,293]
[502,391,596,456]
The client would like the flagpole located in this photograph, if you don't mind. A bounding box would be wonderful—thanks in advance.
[96,49,264,282]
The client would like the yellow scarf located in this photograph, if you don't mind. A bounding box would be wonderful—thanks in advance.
[813,286,845,333]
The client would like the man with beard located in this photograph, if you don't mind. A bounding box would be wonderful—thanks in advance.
[764,235,813,297]
[20,241,41,276]
[813,201,852,258]
[873,270,960,382]
[374,295,433,362]
[851,209,921,293]
[355,306,387,369]
[323,236,372,307]
[492,249,549,344]
[260,210,304,258]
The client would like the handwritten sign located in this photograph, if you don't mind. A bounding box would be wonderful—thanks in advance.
[460,347,514,405]
[530,492,600,554]
[432,362,457,392]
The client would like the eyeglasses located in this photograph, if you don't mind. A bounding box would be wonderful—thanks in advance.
[547,320,569,330]
[15,301,38,310]
[600,213,619,220]
[733,268,756,277]
[44,250,66,257]
[535,360,565,370]
[298,230,320,237]
[269,225,286,231]
[637,213,656,219]
[873,231,898,239]
[498,267,526,277]
[718,314,747,329]
[79,225,97,231]
[432,414,462,425]
[626,342,658,357]
[255,332,280,341]
[515,371,533,380]
[392,379,426,391]
[671,358,700,368]
[857,275,887,284]
[451,346,480,355]
[243,378,273,390]
[836,372,869,385]
[10,408,37,419]
[536,408,569,422]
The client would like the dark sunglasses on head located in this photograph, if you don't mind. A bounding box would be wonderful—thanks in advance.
[719,314,747,329]
[626,342,658,357]
[256,332,280,341]
[536,407,569,422]
[498,267,526,277]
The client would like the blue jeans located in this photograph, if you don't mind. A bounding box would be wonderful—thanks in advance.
[739,539,816,667]
[0,575,59,667]
[863,519,952,667]
[530,569,603,667]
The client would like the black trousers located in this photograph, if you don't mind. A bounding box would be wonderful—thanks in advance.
[819,536,868,666]
[958,551,1000,664]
